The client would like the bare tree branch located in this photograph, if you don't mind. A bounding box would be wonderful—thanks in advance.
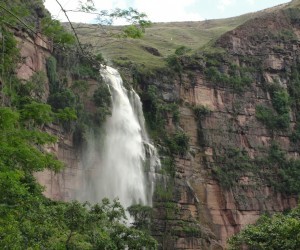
[54,0,84,54]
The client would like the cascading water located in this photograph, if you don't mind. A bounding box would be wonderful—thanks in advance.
[79,66,160,209]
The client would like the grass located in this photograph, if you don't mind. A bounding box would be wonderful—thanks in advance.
[68,0,295,70]
[68,15,253,70]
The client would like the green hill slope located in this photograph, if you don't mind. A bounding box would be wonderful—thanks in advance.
[71,1,292,70]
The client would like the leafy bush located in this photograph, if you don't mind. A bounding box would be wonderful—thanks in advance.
[42,17,76,45]
[20,101,53,127]
[212,147,256,189]
[204,65,252,91]
[46,56,59,94]
[166,46,192,76]
[269,86,290,115]
[71,80,89,96]
[160,156,176,177]
[256,84,290,131]
[256,105,290,131]
[72,63,100,80]
[265,143,300,194]
[228,205,300,250]
[128,204,153,232]
[0,27,19,78]
[122,25,143,38]
[142,85,180,139]
[213,143,300,194]
[48,89,76,111]
[193,105,211,119]
[93,84,111,108]
[174,46,192,56]
[0,196,158,249]
[166,131,189,156]
[166,54,183,73]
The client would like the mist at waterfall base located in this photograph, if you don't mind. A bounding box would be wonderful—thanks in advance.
[76,66,160,211]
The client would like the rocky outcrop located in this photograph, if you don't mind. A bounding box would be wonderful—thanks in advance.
[14,31,85,201]
[178,83,298,247]
[16,32,51,80]
[149,7,300,249]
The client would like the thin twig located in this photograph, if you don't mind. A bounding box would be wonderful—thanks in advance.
[54,0,84,54]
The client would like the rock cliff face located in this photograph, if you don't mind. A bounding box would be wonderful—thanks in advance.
[149,8,300,249]
[14,30,85,201]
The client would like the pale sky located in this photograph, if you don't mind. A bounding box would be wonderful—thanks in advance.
[44,0,291,24]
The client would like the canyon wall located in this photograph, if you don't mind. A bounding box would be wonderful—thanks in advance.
[15,30,85,201]
[149,8,300,249]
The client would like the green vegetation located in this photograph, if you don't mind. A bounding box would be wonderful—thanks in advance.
[193,104,211,147]
[256,105,290,131]
[45,55,111,137]
[142,84,179,137]
[160,156,176,177]
[288,64,300,142]
[154,181,174,201]
[42,17,76,45]
[92,84,112,125]
[256,84,290,131]
[269,28,297,42]
[204,62,253,91]
[212,144,300,195]
[171,220,202,237]
[165,131,190,156]
[0,28,19,79]
[228,204,300,250]
[128,204,153,233]
[0,2,157,249]
[0,195,157,249]
[73,12,258,70]
[212,147,257,189]
[166,46,192,76]
[141,83,189,161]
[264,143,300,194]
[193,105,211,119]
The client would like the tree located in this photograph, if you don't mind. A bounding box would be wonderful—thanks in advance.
[0,1,157,249]
[128,204,153,232]
[228,204,300,250]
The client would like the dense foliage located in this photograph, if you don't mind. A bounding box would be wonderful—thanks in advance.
[228,204,300,250]
[0,194,157,249]
[256,83,290,131]
[212,144,300,195]
[0,1,157,249]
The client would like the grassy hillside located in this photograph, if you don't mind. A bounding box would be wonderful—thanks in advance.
[71,15,252,69]
[70,1,292,70]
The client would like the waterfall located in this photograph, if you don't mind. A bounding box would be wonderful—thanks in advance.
[79,66,160,209]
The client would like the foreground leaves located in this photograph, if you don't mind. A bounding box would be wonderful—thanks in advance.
[228,204,300,250]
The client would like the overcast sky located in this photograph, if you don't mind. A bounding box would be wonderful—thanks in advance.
[44,0,291,24]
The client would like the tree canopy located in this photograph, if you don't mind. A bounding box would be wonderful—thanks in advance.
[228,204,300,250]
[0,0,157,249]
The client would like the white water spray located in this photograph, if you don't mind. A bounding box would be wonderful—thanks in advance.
[79,66,160,209]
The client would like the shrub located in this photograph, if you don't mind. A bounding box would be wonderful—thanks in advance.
[228,205,300,250]
[193,105,211,119]
[48,89,76,111]
[93,84,111,108]
[174,46,191,56]
[166,131,189,156]
[212,147,256,189]
[255,105,290,131]
[46,56,59,94]
[41,17,76,45]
